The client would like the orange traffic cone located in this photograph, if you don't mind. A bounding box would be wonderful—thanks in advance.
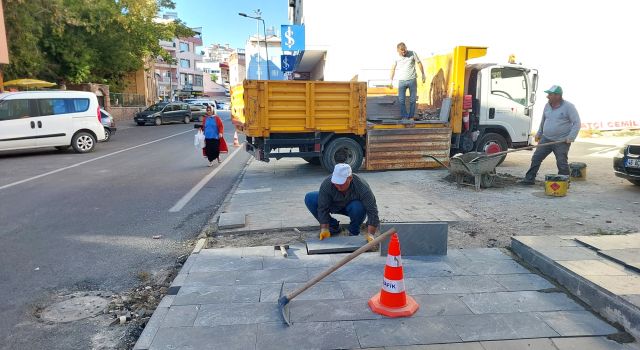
[233,131,240,147]
[368,233,419,317]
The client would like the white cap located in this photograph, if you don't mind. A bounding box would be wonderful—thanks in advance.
[331,163,352,185]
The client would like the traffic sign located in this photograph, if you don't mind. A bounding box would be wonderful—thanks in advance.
[281,55,295,72]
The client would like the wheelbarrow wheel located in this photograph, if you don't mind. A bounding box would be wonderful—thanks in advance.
[480,171,496,188]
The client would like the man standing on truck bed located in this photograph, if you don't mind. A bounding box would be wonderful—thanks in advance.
[520,85,581,185]
[304,164,379,241]
[390,42,426,120]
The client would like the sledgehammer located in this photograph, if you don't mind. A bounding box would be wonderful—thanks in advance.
[277,227,397,326]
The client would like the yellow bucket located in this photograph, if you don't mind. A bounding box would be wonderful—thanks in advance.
[545,174,569,197]
[570,162,587,181]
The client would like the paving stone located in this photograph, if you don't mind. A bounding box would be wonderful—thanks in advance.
[161,305,199,327]
[552,336,629,350]
[585,275,640,295]
[445,313,558,341]
[194,302,281,326]
[410,276,506,294]
[460,291,583,314]
[576,233,640,251]
[218,212,246,229]
[262,255,332,269]
[133,306,169,350]
[173,284,261,305]
[380,222,448,256]
[559,260,631,276]
[480,338,557,350]
[513,235,580,247]
[412,294,472,317]
[259,281,344,302]
[385,343,484,350]
[289,298,382,322]
[340,279,383,299]
[234,268,309,285]
[622,294,640,308]
[533,246,604,261]
[402,261,464,277]
[535,310,617,336]
[354,317,462,347]
[453,259,531,275]
[242,246,276,257]
[599,249,640,272]
[306,235,367,254]
[188,256,263,273]
[489,273,555,291]
[329,252,388,265]
[148,324,257,350]
[156,295,175,309]
[308,263,382,282]
[256,321,360,350]
[181,271,239,287]
[459,248,511,260]
[199,247,244,257]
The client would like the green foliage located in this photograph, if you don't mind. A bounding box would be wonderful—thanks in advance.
[2,0,194,89]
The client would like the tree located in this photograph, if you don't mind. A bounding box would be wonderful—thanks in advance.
[2,0,194,89]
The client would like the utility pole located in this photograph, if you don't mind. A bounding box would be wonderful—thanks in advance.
[239,10,271,80]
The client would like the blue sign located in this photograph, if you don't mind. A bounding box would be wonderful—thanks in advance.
[281,55,295,72]
[281,25,305,51]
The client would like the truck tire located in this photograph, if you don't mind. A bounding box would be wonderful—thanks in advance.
[303,157,321,165]
[322,137,363,172]
[476,133,508,166]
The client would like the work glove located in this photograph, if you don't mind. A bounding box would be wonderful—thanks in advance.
[319,228,331,240]
[365,234,375,243]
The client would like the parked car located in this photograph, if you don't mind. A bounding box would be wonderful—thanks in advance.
[185,99,218,110]
[134,102,191,126]
[613,137,640,186]
[189,104,207,122]
[215,100,230,110]
[0,90,105,153]
[100,108,117,141]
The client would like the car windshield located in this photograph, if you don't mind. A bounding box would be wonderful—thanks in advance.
[146,103,166,112]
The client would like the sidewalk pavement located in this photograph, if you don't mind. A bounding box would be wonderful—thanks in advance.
[218,158,472,233]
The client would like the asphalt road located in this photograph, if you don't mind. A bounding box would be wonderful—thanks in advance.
[0,110,250,349]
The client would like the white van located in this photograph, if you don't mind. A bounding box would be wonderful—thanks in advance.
[0,91,105,153]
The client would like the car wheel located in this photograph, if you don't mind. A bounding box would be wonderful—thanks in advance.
[55,145,71,151]
[476,132,508,166]
[155,117,162,126]
[629,179,640,186]
[321,137,364,172]
[183,116,190,124]
[71,132,96,153]
[103,128,111,142]
[136,122,145,126]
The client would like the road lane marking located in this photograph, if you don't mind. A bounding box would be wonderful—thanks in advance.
[169,143,245,213]
[0,130,193,191]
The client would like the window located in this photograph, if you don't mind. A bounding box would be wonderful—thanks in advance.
[490,68,528,106]
[187,74,194,84]
[180,73,188,85]
[165,71,171,78]
[194,75,203,87]
[0,99,30,120]
[180,59,190,68]
[179,42,189,52]
[36,98,90,116]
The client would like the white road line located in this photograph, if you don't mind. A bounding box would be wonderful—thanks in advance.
[0,130,193,191]
[169,143,245,213]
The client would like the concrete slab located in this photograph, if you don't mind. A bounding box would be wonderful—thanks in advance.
[188,256,263,273]
[489,274,555,291]
[576,233,640,251]
[262,255,332,269]
[513,235,580,247]
[600,249,640,272]
[585,275,640,295]
[173,284,261,305]
[218,212,246,229]
[242,246,276,257]
[148,325,257,350]
[306,235,367,254]
[480,338,557,350]
[459,248,512,260]
[289,298,382,322]
[558,259,631,276]
[181,271,239,287]
[194,302,281,326]
[535,310,618,336]
[552,336,628,350]
[530,246,603,261]
[133,307,169,350]
[459,291,583,314]
[410,276,506,294]
[339,279,384,299]
[453,259,531,275]
[445,313,558,341]
[256,321,360,350]
[385,343,484,350]
[233,268,309,285]
[411,294,473,317]
[380,222,448,256]
[259,281,344,302]
[161,305,199,327]
[354,317,462,347]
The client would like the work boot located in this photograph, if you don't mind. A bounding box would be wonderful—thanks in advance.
[518,179,535,185]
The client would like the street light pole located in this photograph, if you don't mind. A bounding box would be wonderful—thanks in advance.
[239,12,271,80]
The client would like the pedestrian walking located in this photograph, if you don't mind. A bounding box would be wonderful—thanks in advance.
[520,85,581,184]
[390,42,426,119]
[200,106,228,166]
[304,163,379,242]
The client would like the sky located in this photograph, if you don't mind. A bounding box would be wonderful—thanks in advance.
[172,0,289,50]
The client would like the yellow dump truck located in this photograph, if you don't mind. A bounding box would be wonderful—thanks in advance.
[231,46,539,172]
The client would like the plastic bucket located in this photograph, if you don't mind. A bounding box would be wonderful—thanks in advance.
[545,174,569,197]
[570,162,587,181]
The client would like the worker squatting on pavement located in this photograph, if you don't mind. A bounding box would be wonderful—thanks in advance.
[304,163,379,242]
[390,42,426,120]
[520,85,581,185]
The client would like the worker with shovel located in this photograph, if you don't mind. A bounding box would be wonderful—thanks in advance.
[520,85,581,185]
[304,163,379,241]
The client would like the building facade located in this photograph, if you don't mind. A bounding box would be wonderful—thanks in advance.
[245,35,284,81]
[228,50,246,87]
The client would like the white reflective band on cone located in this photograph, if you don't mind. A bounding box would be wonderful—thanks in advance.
[385,254,402,267]
[381,277,405,293]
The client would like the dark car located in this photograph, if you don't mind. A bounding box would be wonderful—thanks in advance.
[613,137,640,186]
[100,108,117,141]
[134,102,191,126]
[189,104,207,122]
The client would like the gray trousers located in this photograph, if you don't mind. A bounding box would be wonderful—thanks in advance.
[525,137,571,181]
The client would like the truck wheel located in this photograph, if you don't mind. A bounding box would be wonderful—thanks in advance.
[476,133,508,166]
[322,137,363,172]
[303,157,321,165]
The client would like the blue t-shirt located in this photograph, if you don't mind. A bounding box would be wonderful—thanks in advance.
[203,116,219,139]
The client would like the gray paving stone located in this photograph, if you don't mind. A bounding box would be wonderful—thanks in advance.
[329,252,388,265]
[576,233,640,251]
[354,317,462,347]
[218,212,246,229]
[453,259,531,275]
[585,275,640,295]
[169,271,187,288]
[402,261,464,277]
[340,279,383,299]
[412,294,472,317]
[380,222,448,256]
[289,298,382,322]
[410,276,506,294]
[480,338,557,350]
[181,271,239,287]
[512,235,580,247]
[262,254,332,269]
[188,256,263,273]
[558,259,631,276]
[489,273,555,291]
[534,246,604,261]
[459,248,511,260]
[148,324,257,350]
[308,263,382,282]
[242,246,276,257]
[133,306,169,350]
[256,321,360,350]
[623,294,640,308]
[156,295,175,309]
[306,235,367,254]
[161,305,199,327]
[194,302,281,326]
[385,343,484,350]
[460,291,583,314]
[600,249,640,272]
[259,281,344,302]
[552,336,629,350]
[536,310,618,336]
[173,284,261,305]
[233,268,309,285]
[445,313,558,341]
[199,247,244,257]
